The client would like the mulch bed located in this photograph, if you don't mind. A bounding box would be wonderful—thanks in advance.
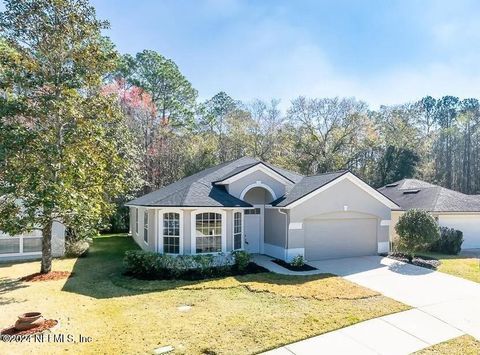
[1,319,58,336]
[386,253,441,270]
[272,259,317,271]
[20,271,72,282]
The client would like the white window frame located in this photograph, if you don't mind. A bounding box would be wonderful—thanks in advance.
[159,210,184,255]
[232,210,244,250]
[143,210,149,244]
[135,208,139,235]
[191,209,227,255]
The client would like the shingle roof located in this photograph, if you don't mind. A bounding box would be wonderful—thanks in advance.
[126,157,304,207]
[378,179,480,212]
[272,171,348,207]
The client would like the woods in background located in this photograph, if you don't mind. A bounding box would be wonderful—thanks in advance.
[109,50,480,195]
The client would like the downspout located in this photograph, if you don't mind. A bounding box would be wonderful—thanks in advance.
[278,209,289,261]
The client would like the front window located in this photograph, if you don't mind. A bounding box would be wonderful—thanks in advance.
[195,212,222,253]
[143,211,148,243]
[163,212,180,254]
[233,212,242,250]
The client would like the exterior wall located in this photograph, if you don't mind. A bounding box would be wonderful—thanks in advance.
[389,210,404,249]
[129,206,156,252]
[227,170,289,202]
[264,208,288,259]
[183,210,192,254]
[264,208,287,247]
[131,207,240,255]
[52,221,66,257]
[437,213,480,249]
[0,222,66,261]
[288,179,392,254]
[243,187,272,204]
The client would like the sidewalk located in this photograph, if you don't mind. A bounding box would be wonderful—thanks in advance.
[262,308,464,355]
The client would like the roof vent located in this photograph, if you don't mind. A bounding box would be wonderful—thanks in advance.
[385,183,399,188]
[403,189,420,194]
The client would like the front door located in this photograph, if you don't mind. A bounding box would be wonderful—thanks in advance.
[244,207,261,253]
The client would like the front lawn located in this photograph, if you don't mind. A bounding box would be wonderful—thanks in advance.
[414,335,480,354]
[419,251,480,283]
[0,234,408,354]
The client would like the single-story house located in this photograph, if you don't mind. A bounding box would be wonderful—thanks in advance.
[378,179,480,249]
[0,222,66,261]
[126,157,401,261]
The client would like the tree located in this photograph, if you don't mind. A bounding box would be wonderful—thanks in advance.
[0,0,140,273]
[377,146,419,187]
[288,96,370,174]
[395,209,440,262]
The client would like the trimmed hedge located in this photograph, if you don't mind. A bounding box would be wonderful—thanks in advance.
[123,250,266,280]
[430,227,463,255]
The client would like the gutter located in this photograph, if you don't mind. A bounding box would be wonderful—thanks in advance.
[278,209,289,261]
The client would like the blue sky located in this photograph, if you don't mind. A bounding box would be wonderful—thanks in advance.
[3,0,480,108]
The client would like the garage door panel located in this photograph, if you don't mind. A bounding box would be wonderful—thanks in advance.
[438,215,480,249]
[305,218,377,260]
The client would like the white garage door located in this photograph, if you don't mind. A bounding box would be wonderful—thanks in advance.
[438,215,480,249]
[305,218,378,260]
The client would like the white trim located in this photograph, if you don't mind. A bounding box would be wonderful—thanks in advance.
[288,222,303,230]
[286,248,305,262]
[377,241,389,253]
[232,210,244,250]
[380,220,391,226]
[143,210,149,245]
[284,173,400,210]
[191,209,227,254]
[240,182,278,201]
[158,210,184,255]
[264,243,285,260]
[215,163,294,186]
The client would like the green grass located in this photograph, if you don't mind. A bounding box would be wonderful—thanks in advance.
[414,335,480,354]
[419,251,480,283]
[0,234,409,355]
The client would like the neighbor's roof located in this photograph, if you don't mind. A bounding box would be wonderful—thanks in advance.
[126,157,304,207]
[271,171,348,207]
[378,179,480,212]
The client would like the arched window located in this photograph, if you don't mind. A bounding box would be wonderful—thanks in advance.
[195,212,222,253]
[163,212,180,254]
[233,212,242,250]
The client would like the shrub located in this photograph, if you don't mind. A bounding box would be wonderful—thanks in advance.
[123,250,255,280]
[430,227,463,255]
[290,255,305,268]
[65,239,91,257]
[395,209,440,262]
[232,250,251,271]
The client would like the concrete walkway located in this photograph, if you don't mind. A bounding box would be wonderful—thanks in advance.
[255,255,480,354]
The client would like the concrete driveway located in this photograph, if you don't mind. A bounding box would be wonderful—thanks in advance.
[309,256,480,339]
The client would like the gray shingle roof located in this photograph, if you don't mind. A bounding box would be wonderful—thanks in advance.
[272,171,348,207]
[126,157,304,207]
[378,179,480,212]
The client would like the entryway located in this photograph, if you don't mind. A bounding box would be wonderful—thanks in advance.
[244,207,262,253]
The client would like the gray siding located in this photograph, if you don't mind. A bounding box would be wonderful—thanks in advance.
[288,179,391,249]
[264,208,287,247]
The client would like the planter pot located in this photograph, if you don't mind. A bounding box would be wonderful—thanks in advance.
[14,312,45,331]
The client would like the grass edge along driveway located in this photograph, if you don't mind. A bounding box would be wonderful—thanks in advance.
[1,234,409,354]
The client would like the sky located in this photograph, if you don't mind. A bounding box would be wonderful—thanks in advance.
[2,0,480,108]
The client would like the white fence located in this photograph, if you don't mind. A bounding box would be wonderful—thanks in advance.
[0,231,43,258]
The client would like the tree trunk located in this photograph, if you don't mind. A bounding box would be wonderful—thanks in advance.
[40,220,53,274]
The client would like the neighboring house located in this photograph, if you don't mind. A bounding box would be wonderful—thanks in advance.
[126,157,399,261]
[379,179,480,249]
[0,222,66,262]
